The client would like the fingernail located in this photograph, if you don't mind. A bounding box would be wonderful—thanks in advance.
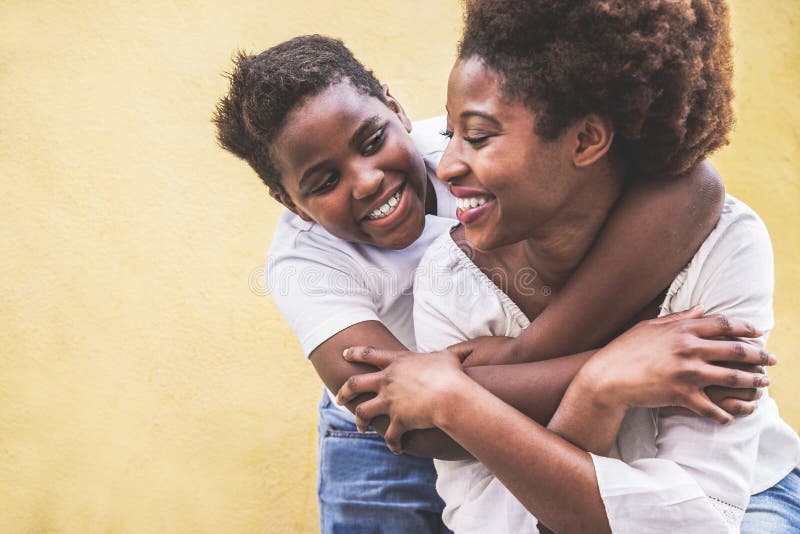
[769,353,778,365]
[342,348,350,359]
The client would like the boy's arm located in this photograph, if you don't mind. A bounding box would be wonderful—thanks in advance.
[461,161,725,366]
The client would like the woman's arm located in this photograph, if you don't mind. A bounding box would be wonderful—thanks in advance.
[337,310,772,533]
[460,161,725,366]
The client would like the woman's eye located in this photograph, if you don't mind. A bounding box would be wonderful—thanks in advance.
[312,173,339,194]
[464,135,489,146]
[363,127,386,155]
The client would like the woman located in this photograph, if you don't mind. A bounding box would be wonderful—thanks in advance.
[337,1,800,532]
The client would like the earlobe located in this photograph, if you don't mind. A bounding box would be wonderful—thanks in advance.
[383,84,412,133]
[573,114,615,168]
[269,189,313,222]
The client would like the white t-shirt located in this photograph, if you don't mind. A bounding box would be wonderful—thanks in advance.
[265,116,456,409]
[413,196,800,534]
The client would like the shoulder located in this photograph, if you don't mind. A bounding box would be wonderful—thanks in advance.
[689,195,773,280]
[266,209,365,276]
[410,115,448,157]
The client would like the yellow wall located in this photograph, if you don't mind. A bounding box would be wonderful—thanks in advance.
[0,1,796,532]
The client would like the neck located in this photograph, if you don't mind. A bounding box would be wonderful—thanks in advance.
[515,167,624,289]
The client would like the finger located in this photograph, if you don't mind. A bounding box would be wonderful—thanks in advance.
[650,304,705,324]
[714,398,758,418]
[447,339,476,362]
[686,314,762,339]
[705,386,762,404]
[354,398,388,432]
[336,372,384,405]
[686,392,734,424]
[713,361,765,374]
[342,346,402,369]
[696,339,777,366]
[699,364,770,389]
[384,422,405,455]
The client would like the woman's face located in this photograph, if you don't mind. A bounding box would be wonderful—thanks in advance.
[438,57,582,251]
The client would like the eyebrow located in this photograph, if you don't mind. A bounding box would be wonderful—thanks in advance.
[459,110,502,126]
[299,115,383,190]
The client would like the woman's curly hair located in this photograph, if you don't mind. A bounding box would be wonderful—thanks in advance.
[213,35,386,194]
[460,0,734,179]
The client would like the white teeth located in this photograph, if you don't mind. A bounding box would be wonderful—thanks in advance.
[456,196,490,211]
[366,189,402,220]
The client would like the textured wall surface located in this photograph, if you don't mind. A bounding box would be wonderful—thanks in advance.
[0,1,796,532]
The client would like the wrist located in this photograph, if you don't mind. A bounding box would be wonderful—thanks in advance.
[572,358,626,411]
[432,373,481,430]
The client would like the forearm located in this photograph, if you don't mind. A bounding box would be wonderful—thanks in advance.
[465,351,593,425]
[403,351,593,459]
[546,371,626,455]
[435,377,611,534]
[513,161,724,363]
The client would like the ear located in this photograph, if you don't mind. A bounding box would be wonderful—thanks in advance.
[382,84,412,133]
[572,114,615,168]
[269,188,313,222]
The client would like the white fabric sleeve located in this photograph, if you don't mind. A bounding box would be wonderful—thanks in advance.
[266,249,378,357]
[592,209,775,534]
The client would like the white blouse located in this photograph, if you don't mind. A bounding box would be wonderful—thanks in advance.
[412,196,800,533]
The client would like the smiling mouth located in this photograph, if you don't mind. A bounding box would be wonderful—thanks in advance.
[364,185,403,221]
[455,195,492,211]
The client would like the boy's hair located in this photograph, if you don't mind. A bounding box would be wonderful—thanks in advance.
[213,35,387,194]
[460,0,734,179]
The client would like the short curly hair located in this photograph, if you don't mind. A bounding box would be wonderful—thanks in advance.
[213,35,387,194]
[460,0,734,179]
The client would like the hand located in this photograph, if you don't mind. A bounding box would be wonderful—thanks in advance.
[335,346,470,453]
[450,336,524,367]
[662,361,765,418]
[578,306,776,424]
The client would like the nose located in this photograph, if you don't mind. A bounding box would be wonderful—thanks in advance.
[436,138,469,183]
[352,164,384,200]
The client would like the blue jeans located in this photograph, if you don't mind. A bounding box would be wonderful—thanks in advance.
[317,392,450,534]
[742,466,800,533]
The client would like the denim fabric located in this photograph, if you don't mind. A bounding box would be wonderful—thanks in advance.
[742,466,800,533]
[317,392,450,534]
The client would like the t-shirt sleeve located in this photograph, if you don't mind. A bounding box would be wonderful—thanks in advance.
[591,206,776,533]
[266,242,378,357]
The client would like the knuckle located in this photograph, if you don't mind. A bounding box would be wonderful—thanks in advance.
[361,346,375,361]
[675,337,696,358]
[759,350,770,366]
[346,375,359,389]
[715,314,732,333]
[727,371,740,387]
[732,342,747,360]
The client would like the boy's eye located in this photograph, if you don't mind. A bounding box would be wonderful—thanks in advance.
[311,173,339,194]
[362,127,386,156]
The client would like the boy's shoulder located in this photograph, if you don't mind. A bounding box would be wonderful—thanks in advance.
[410,115,448,158]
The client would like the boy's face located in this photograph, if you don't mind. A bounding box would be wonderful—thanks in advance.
[271,81,429,250]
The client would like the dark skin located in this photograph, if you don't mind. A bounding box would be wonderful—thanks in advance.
[312,160,727,459]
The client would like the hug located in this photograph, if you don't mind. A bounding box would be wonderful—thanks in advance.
[215,1,799,532]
